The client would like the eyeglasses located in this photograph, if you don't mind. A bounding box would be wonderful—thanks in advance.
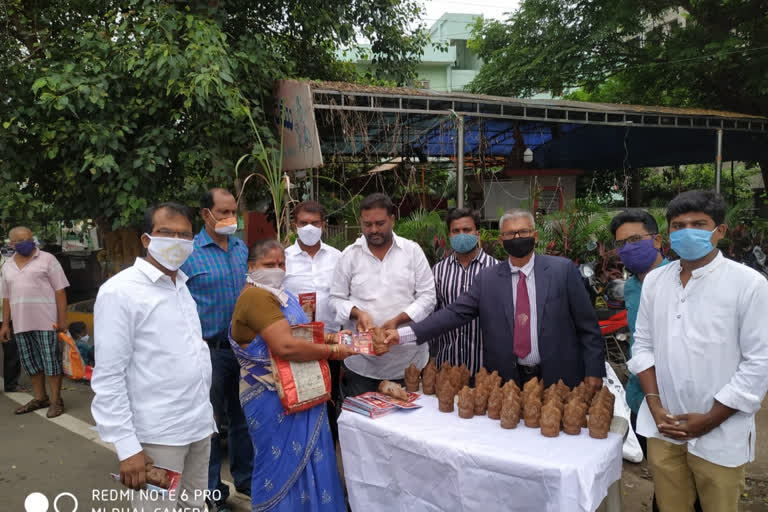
[153,229,195,240]
[500,229,535,239]
[614,233,655,249]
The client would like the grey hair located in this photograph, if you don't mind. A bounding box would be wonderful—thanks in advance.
[499,209,536,231]
[247,238,284,262]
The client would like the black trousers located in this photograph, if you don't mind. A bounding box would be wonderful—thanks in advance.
[340,367,406,399]
[327,360,342,444]
[1,323,20,392]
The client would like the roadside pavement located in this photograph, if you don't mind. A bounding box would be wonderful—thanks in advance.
[0,373,250,512]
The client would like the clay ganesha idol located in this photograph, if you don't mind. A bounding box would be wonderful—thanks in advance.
[500,395,521,429]
[523,397,542,428]
[487,386,503,420]
[588,403,612,439]
[437,371,455,413]
[474,385,490,416]
[540,402,562,437]
[422,359,438,395]
[404,364,420,392]
[563,399,586,435]
[458,386,475,419]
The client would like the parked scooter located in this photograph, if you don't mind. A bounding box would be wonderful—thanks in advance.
[742,245,768,279]
[581,262,631,383]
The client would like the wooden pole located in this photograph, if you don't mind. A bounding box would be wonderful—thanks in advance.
[421,165,426,207]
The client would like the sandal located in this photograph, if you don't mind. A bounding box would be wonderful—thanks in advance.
[46,400,64,418]
[15,397,50,415]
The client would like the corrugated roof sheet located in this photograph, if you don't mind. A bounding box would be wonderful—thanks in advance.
[310,80,766,121]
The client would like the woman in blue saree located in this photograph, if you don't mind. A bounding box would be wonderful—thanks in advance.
[229,239,357,511]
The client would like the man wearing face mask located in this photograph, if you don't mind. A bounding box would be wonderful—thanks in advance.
[92,203,216,512]
[180,188,252,511]
[628,190,768,512]
[1,226,69,417]
[609,210,669,428]
[283,200,343,440]
[385,208,605,389]
[430,208,497,374]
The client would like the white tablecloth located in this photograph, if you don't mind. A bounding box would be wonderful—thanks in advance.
[339,394,623,512]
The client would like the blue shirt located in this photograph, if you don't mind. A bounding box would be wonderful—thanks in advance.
[624,258,669,414]
[181,229,248,339]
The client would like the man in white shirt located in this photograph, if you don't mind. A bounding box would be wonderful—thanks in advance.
[329,193,436,397]
[283,200,343,440]
[628,190,768,512]
[92,203,216,512]
[284,200,342,330]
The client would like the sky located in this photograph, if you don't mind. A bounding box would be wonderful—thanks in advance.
[421,0,519,26]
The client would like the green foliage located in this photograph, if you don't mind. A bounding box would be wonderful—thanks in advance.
[323,230,352,252]
[468,1,768,119]
[394,209,448,265]
[639,164,760,207]
[236,106,288,241]
[536,198,615,264]
[479,228,506,260]
[721,200,768,258]
[0,0,427,231]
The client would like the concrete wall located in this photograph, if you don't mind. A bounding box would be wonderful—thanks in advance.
[415,65,449,91]
[450,69,478,91]
[481,175,579,219]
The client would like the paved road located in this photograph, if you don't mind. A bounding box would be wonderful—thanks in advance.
[0,374,250,512]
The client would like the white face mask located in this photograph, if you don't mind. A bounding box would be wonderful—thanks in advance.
[145,235,195,271]
[297,224,322,246]
[247,268,286,289]
[207,209,237,235]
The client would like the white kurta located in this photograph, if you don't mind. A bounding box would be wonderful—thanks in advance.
[628,252,768,467]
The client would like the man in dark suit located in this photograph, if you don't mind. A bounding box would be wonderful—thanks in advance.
[385,209,605,388]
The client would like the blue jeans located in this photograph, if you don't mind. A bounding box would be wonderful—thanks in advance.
[208,343,254,502]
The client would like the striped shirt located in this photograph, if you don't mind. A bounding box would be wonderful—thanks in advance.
[431,249,498,373]
[180,229,248,339]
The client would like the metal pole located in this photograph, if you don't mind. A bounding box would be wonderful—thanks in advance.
[715,129,723,193]
[457,116,465,209]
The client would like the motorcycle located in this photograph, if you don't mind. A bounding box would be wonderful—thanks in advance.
[742,245,768,279]
[580,262,631,384]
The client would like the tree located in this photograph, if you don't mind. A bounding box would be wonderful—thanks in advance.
[468,1,768,183]
[0,0,427,231]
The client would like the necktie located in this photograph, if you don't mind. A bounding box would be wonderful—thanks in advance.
[513,270,532,359]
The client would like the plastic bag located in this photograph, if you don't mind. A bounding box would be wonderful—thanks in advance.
[58,330,88,381]
[604,362,644,463]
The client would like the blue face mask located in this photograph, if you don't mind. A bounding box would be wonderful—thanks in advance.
[617,238,659,275]
[670,227,718,261]
[450,233,478,254]
[13,240,36,257]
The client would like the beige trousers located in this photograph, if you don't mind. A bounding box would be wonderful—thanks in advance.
[648,437,745,512]
[131,436,211,512]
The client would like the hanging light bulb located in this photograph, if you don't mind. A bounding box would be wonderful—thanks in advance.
[523,147,534,163]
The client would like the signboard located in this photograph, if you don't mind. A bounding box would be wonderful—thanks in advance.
[274,80,323,171]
